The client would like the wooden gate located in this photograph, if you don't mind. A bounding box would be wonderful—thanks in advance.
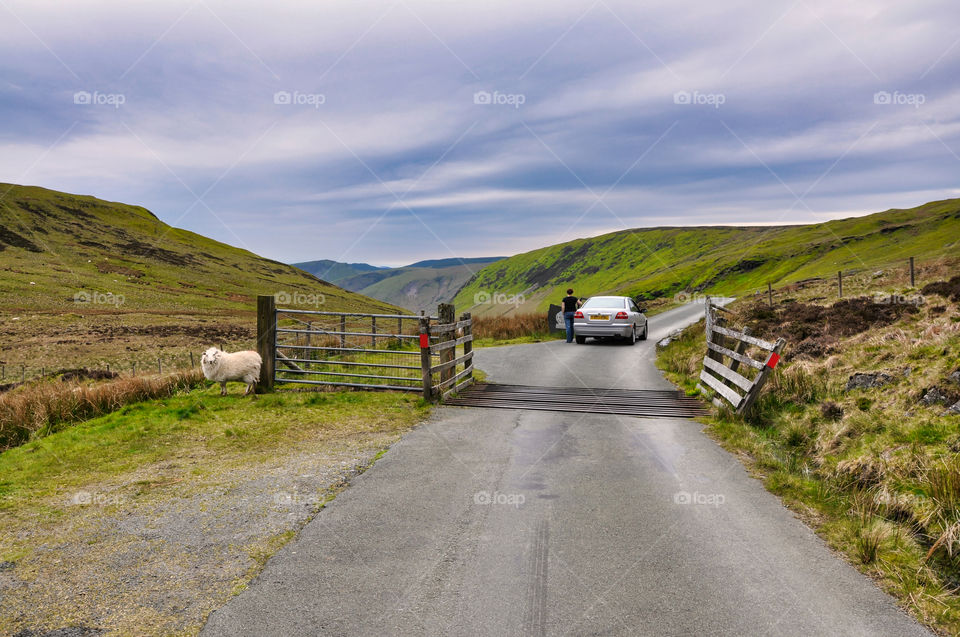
[255,297,473,400]
[697,298,786,413]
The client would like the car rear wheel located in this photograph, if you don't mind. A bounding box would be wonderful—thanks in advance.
[575,335,586,344]
[626,326,636,346]
[639,324,648,341]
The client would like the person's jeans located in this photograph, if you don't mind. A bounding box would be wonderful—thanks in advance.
[564,311,575,342]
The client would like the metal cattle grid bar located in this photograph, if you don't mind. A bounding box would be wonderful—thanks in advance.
[444,384,708,419]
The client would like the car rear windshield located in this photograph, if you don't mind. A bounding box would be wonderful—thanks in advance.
[581,297,626,309]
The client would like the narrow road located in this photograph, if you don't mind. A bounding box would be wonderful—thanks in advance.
[202,302,931,636]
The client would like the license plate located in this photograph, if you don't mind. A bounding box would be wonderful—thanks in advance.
[590,314,609,321]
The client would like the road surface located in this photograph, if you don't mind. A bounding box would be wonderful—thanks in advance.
[202,301,931,636]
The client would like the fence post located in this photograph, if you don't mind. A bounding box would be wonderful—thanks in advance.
[704,298,723,363]
[419,314,433,401]
[461,311,473,385]
[189,351,194,368]
[767,282,773,307]
[257,295,276,393]
[838,270,843,298]
[909,257,915,287]
[340,314,346,352]
[397,317,403,348]
[371,316,377,348]
[158,357,162,374]
[438,303,455,390]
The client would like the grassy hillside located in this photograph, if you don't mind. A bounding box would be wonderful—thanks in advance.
[656,275,960,635]
[0,184,403,372]
[454,199,960,316]
[297,256,505,313]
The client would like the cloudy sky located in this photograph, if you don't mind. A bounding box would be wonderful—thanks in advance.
[1,0,958,266]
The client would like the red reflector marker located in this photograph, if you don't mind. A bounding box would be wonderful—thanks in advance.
[766,352,781,369]
[419,333,430,348]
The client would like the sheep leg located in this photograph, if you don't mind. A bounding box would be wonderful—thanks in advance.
[220,381,227,396]
[243,382,253,396]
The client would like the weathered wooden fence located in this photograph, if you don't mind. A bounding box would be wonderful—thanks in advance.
[256,296,473,400]
[697,298,786,413]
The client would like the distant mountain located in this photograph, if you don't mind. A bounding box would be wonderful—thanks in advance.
[292,259,387,285]
[404,257,506,269]
[293,256,506,312]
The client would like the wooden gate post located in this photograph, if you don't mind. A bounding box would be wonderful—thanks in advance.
[461,311,473,385]
[419,313,433,400]
[438,303,456,389]
[256,295,276,393]
[371,316,377,348]
[838,270,843,298]
[909,257,915,287]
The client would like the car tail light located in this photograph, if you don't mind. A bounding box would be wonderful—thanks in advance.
[615,311,628,319]
[574,311,583,319]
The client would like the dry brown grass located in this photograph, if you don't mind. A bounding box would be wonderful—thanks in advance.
[0,369,205,450]
[472,313,554,341]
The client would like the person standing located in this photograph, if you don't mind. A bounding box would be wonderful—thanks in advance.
[561,288,581,343]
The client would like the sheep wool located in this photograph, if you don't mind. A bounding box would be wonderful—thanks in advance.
[201,347,262,396]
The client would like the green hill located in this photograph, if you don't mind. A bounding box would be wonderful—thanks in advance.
[0,184,404,373]
[0,184,400,314]
[454,198,960,316]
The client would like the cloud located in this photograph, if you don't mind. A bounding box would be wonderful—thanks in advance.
[0,0,958,265]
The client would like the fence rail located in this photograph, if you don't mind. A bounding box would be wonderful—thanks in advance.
[697,298,786,413]
[257,296,474,400]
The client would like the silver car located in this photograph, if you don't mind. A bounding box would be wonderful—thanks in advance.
[573,296,648,345]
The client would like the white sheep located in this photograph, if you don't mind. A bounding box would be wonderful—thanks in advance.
[200,347,262,396]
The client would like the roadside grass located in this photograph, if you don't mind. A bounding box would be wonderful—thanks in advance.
[0,369,206,450]
[0,385,430,636]
[656,284,960,635]
[0,387,429,513]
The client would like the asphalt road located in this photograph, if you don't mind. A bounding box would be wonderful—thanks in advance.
[202,301,932,637]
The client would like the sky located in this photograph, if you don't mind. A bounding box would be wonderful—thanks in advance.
[1,0,958,267]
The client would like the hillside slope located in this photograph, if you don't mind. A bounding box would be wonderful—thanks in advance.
[0,184,399,314]
[454,199,960,316]
[0,184,403,372]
